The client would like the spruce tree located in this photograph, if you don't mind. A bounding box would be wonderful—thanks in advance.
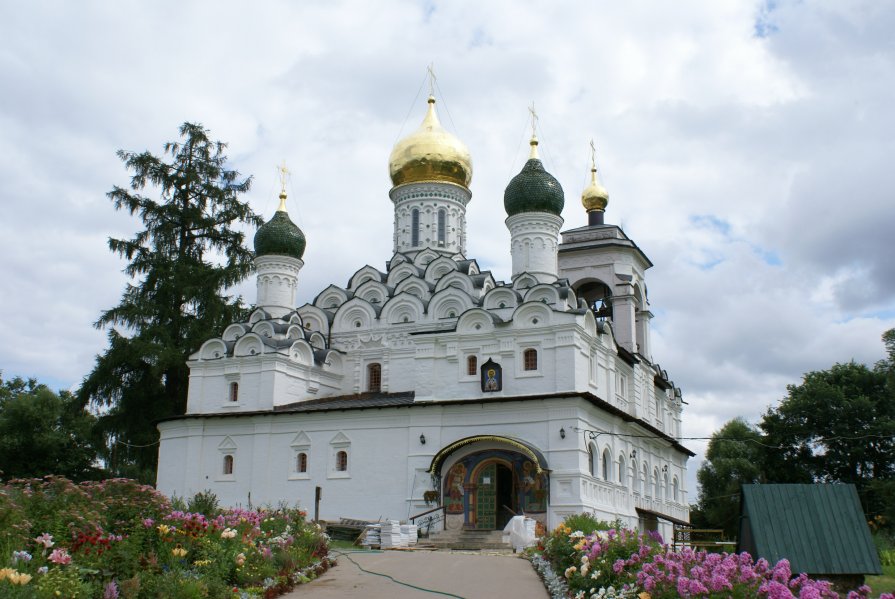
[79,123,261,482]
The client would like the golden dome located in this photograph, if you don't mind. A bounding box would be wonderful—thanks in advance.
[389,95,472,189]
[581,166,609,212]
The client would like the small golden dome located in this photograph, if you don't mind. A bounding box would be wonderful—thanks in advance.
[581,167,609,212]
[389,95,472,189]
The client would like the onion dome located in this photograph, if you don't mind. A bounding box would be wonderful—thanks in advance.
[389,95,472,189]
[253,192,306,260]
[504,136,565,217]
[581,165,609,213]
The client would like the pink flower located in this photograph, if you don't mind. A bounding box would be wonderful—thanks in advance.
[48,548,72,565]
[34,533,54,548]
[142,518,154,528]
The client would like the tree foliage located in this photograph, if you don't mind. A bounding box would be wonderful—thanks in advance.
[696,328,895,534]
[78,123,260,482]
[694,418,765,538]
[0,375,103,481]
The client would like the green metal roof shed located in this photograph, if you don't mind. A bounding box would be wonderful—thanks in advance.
[738,484,882,575]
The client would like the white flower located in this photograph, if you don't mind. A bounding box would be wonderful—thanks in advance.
[569,530,585,539]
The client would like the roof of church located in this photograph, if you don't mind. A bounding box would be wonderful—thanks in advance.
[504,155,565,217]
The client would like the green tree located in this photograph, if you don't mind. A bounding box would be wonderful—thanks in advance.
[694,417,766,538]
[0,375,103,480]
[759,329,895,524]
[78,123,260,482]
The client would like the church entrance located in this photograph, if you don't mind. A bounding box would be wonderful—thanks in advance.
[472,460,517,530]
[438,440,549,532]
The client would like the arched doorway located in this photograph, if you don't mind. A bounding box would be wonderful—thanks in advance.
[472,459,516,529]
[432,437,549,531]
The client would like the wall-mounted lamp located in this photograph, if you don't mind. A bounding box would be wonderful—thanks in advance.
[630,449,637,460]
[419,433,426,445]
[662,465,668,473]
[559,427,566,439]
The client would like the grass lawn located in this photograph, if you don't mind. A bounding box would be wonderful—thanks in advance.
[866,563,895,597]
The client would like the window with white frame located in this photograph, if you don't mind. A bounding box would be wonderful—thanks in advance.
[329,432,351,478]
[217,436,237,481]
[523,348,538,371]
[289,431,311,480]
[602,448,611,480]
[588,444,596,477]
[466,355,478,377]
[616,372,628,399]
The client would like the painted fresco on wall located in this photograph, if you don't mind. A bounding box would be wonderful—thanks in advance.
[480,359,502,392]
[520,460,548,512]
[443,462,467,514]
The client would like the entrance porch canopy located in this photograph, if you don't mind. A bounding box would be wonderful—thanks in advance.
[427,435,549,476]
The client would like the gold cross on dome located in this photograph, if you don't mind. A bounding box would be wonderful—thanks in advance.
[427,63,437,97]
[589,139,597,170]
[278,161,290,195]
[528,102,539,137]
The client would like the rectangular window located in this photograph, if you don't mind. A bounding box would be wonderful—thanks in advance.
[367,363,382,392]
[467,355,477,376]
[437,209,446,246]
[411,209,420,247]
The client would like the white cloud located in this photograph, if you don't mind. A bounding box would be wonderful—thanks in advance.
[2,0,894,498]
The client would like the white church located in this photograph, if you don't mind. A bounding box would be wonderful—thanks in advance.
[156,93,692,538]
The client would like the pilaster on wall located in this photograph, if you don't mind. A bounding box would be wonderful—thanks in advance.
[611,294,637,353]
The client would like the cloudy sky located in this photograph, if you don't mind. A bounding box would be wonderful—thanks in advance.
[2,0,893,495]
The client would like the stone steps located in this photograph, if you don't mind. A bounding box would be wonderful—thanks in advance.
[420,528,512,550]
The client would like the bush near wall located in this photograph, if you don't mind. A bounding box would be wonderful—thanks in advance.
[531,514,894,599]
[0,477,332,598]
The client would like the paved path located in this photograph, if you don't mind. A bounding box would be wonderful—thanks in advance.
[285,550,549,599]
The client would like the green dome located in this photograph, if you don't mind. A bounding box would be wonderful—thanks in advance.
[504,155,565,217]
[254,208,306,260]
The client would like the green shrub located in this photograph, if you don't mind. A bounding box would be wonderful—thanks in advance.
[561,513,614,535]
[187,490,219,517]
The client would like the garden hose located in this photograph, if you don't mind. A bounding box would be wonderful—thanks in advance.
[329,549,466,598]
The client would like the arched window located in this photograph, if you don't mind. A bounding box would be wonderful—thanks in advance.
[437,209,446,246]
[618,455,626,488]
[467,355,477,376]
[411,209,420,247]
[653,468,660,499]
[632,460,638,492]
[672,477,679,503]
[297,452,308,473]
[602,449,611,480]
[523,348,538,371]
[223,454,234,475]
[367,363,381,392]
[663,472,669,501]
[229,382,239,402]
[588,444,596,476]
[336,450,348,472]
[641,463,648,496]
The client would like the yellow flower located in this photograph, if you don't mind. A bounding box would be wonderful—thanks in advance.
[8,571,32,585]
[193,559,211,567]
[573,540,586,551]
[157,524,171,535]
[0,568,14,581]
[639,593,651,599]
[172,545,188,558]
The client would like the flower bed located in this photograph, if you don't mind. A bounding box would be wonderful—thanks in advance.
[531,515,894,599]
[0,476,332,598]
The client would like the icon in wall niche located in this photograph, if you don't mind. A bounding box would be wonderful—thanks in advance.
[480,359,502,392]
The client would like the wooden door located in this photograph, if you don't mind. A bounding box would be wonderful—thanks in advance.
[475,463,497,529]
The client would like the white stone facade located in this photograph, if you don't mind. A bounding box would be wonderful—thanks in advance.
[158,163,690,540]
